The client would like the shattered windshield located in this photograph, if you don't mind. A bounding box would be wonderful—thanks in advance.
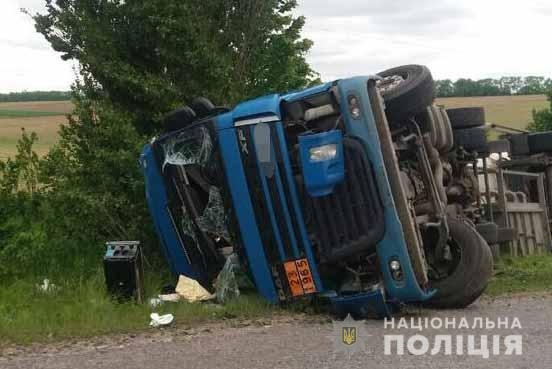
[160,125,230,243]
[162,126,213,169]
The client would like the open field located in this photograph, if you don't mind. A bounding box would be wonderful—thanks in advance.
[436,94,549,131]
[0,101,73,115]
[0,116,67,158]
[0,96,549,158]
[0,101,71,158]
[0,110,62,118]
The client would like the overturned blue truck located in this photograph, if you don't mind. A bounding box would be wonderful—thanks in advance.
[140,65,494,318]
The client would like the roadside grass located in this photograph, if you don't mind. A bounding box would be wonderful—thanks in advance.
[0,271,275,346]
[2,254,552,345]
[0,110,62,119]
[485,254,552,296]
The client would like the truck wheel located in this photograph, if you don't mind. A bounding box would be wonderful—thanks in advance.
[190,97,216,118]
[376,64,435,122]
[438,107,454,153]
[446,107,485,129]
[453,126,488,153]
[528,132,552,154]
[163,105,196,132]
[508,133,530,156]
[427,218,493,309]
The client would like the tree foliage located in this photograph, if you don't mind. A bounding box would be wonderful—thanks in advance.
[34,0,318,132]
[435,77,552,98]
[0,91,71,102]
[0,0,319,279]
[527,91,552,132]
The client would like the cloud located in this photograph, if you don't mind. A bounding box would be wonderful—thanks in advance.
[0,0,74,92]
[299,0,475,36]
[1,0,551,92]
[298,0,552,81]
[17,0,48,13]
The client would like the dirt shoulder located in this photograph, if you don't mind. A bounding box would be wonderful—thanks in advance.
[2,292,552,369]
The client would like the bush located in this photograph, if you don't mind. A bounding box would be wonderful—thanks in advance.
[0,0,319,282]
[527,91,552,132]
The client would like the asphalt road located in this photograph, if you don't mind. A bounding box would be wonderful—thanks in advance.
[2,293,552,369]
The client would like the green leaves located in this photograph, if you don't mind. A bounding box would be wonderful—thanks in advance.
[436,77,552,98]
[527,91,552,132]
[0,0,319,280]
[32,0,318,112]
[0,129,40,195]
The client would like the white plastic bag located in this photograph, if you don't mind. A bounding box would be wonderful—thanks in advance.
[149,313,174,327]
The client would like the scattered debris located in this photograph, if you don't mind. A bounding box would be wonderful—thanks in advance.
[158,293,181,302]
[214,254,241,303]
[149,313,174,327]
[37,279,58,293]
[149,297,163,308]
[103,241,144,303]
[175,275,215,302]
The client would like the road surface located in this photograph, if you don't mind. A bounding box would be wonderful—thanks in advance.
[2,293,552,369]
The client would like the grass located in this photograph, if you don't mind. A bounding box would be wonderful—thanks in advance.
[0,272,276,346]
[2,254,551,345]
[485,254,552,296]
[0,110,63,119]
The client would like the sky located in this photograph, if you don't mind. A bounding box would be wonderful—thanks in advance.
[1,0,551,93]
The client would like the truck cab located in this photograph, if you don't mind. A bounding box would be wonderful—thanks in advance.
[141,67,493,318]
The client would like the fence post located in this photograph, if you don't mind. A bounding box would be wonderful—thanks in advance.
[537,173,552,252]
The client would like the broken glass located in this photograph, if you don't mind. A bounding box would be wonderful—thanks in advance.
[161,126,213,170]
[161,125,230,242]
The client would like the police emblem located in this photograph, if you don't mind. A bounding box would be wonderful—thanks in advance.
[342,327,357,345]
[329,314,371,358]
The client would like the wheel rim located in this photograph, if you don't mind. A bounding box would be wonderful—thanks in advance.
[376,74,406,94]
[428,238,462,281]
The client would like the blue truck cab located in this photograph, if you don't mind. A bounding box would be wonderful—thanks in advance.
[140,69,493,317]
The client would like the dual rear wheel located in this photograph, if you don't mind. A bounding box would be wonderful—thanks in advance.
[376,65,493,309]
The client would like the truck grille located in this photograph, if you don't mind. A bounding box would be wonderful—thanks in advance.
[237,124,384,269]
[236,123,307,268]
[301,138,385,263]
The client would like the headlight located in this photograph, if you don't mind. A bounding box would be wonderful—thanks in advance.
[389,259,404,281]
[389,260,401,271]
[348,95,361,119]
[309,144,338,162]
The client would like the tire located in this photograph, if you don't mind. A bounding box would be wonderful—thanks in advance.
[528,132,552,154]
[453,126,488,153]
[475,222,498,244]
[163,105,196,132]
[426,106,442,148]
[508,134,529,156]
[376,65,435,122]
[428,105,453,153]
[446,107,486,129]
[439,107,454,153]
[190,97,215,118]
[427,218,493,309]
